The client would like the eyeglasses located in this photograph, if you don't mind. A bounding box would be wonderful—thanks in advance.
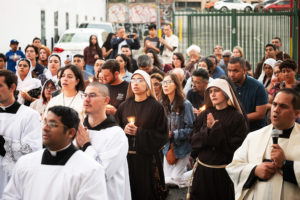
[161,80,173,86]
[130,79,144,83]
[83,93,101,98]
[45,86,56,90]
[43,120,66,129]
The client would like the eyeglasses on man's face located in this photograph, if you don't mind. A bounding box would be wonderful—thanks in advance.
[43,120,66,129]
[83,93,102,99]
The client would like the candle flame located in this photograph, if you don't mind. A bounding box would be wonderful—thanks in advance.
[127,116,135,125]
[200,105,206,112]
[88,77,93,83]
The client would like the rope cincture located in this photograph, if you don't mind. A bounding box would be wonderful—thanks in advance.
[186,158,228,200]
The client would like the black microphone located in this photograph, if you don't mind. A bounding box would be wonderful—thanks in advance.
[271,129,282,144]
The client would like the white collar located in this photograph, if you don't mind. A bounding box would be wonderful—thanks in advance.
[48,143,71,157]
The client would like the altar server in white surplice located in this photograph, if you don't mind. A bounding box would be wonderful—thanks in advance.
[0,70,42,198]
[226,88,300,200]
[3,106,107,200]
[76,82,131,200]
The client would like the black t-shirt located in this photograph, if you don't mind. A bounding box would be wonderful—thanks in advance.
[187,89,204,109]
[107,81,129,109]
[144,36,160,52]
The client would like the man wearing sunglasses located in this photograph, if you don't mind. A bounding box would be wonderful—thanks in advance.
[3,105,108,199]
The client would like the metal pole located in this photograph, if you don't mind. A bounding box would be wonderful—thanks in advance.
[292,0,299,72]
[156,0,161,34]
[231,9,237,49]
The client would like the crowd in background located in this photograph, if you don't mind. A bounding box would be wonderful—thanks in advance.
[0,22,300,200]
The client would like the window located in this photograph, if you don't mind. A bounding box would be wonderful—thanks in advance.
[54,11,59,43]
[41,10,46,45]
[76,15,79,28]
[66,12,69,30]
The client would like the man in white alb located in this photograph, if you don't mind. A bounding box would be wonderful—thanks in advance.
[0,70,42,198]
[226,88,300,200]
[3,106,107,200]
[76,82,131,200]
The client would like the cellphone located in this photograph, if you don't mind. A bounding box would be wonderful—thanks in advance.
[66,54,72,61]
[128,34,135,38]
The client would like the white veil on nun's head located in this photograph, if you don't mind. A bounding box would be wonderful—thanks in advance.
[204,78,243,115]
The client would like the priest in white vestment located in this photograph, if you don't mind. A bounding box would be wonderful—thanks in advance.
[0,70,42,198]
[2,106,108,200]
[76,82,131,200]
[226,89,300,200]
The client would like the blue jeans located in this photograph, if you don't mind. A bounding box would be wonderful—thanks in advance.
[85,64,94,75]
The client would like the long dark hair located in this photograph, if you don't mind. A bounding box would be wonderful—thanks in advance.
[146,49,162,68]
[161,73,185,115]
[116,54,132,72]
[102,32,115,50]
[172,52,185,69]
[60,65,85,91]
[89,35,103,59]
[42,79,56,104]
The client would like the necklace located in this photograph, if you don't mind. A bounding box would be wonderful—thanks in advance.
[63,92,77,107]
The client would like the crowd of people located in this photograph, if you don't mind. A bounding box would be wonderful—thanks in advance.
[0,23,300,200]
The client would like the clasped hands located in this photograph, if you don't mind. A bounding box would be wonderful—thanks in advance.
[206,113,219,129]
[254,144,286,180]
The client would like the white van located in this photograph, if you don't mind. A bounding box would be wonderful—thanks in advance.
[79,21,115,33]
[53,28,107,65]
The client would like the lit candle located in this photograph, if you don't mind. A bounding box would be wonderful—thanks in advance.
[199,105,206,112]
[127,116,135,125]
[88,76,93,83]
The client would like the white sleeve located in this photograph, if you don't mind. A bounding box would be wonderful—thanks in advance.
[294,161,300,187]
[21,110,42,153]
[76,166,108,200]
[85,128,129,180]
[226,136,257,200]
[2,160,23,200]
[171,35,178,48]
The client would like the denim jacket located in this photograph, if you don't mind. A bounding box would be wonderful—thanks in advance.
[163,99,195,159]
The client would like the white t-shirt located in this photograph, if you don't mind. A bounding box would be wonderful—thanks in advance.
[161,34,179,65]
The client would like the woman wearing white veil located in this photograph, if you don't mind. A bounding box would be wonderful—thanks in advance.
[15,58,42,106]
[188,78,248,200]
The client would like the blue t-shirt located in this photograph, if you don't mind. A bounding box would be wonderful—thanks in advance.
[212,66,225,79]
[234,75,268,132]
[5,50,25,73]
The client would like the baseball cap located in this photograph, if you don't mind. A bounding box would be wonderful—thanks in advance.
[10,39,19,45]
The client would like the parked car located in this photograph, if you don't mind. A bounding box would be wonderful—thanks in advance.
[253,0,277,11]
[263,0,292,12]
[53,28,107,65]
[214,0,254,12]
[206,1,215,11]
[79,21,115,33]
